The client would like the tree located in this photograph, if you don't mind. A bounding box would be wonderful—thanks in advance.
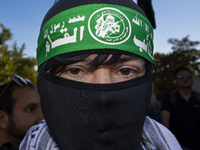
[152,36,200,100]
[0,23,37,85]
[0,23,12,45]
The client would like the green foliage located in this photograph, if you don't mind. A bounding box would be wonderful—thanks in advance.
[0,23,12,44]
[152,36,200,100]
[0,23,37,85]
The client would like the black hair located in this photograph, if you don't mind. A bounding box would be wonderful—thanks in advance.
[174,67,192,79]
[0,80,35,116]
[42,52,152,75]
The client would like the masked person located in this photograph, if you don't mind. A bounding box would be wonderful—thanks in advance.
[19,0,181,149]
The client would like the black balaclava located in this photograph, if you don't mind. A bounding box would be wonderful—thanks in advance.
[37,0,154,149]
[38,67,152,150]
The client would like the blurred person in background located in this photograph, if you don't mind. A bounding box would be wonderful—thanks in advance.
[161,67,200,150]
[0,75,43,150]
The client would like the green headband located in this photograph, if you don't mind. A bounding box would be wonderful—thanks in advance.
[37,4,154,67]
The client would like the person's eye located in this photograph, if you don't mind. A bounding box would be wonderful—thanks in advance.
[119,68,132,75]
[58,67,87,80]
[118,68,137,76]
[68,68,82,75]
[115,67,141,81]
[26,107,34,112]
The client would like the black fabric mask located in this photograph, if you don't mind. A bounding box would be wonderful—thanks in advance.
[37,67,152,150]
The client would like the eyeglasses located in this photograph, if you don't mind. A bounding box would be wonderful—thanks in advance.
[177,74,192,80]
[0,75,35,98]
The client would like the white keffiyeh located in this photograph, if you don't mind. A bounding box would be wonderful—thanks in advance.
[142,117,182,150]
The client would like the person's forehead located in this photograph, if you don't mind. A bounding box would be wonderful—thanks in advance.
[12,87,40,108]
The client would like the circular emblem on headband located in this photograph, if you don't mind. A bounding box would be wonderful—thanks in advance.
[88,7,131,45]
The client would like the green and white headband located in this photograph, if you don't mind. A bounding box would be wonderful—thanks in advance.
[37,4,154,67]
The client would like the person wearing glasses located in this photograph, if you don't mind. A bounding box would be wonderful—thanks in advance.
[19,0,181,149]
[161,67,200,150]
[0,75,43,150]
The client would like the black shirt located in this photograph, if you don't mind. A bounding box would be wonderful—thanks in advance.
[161,91,200,150]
